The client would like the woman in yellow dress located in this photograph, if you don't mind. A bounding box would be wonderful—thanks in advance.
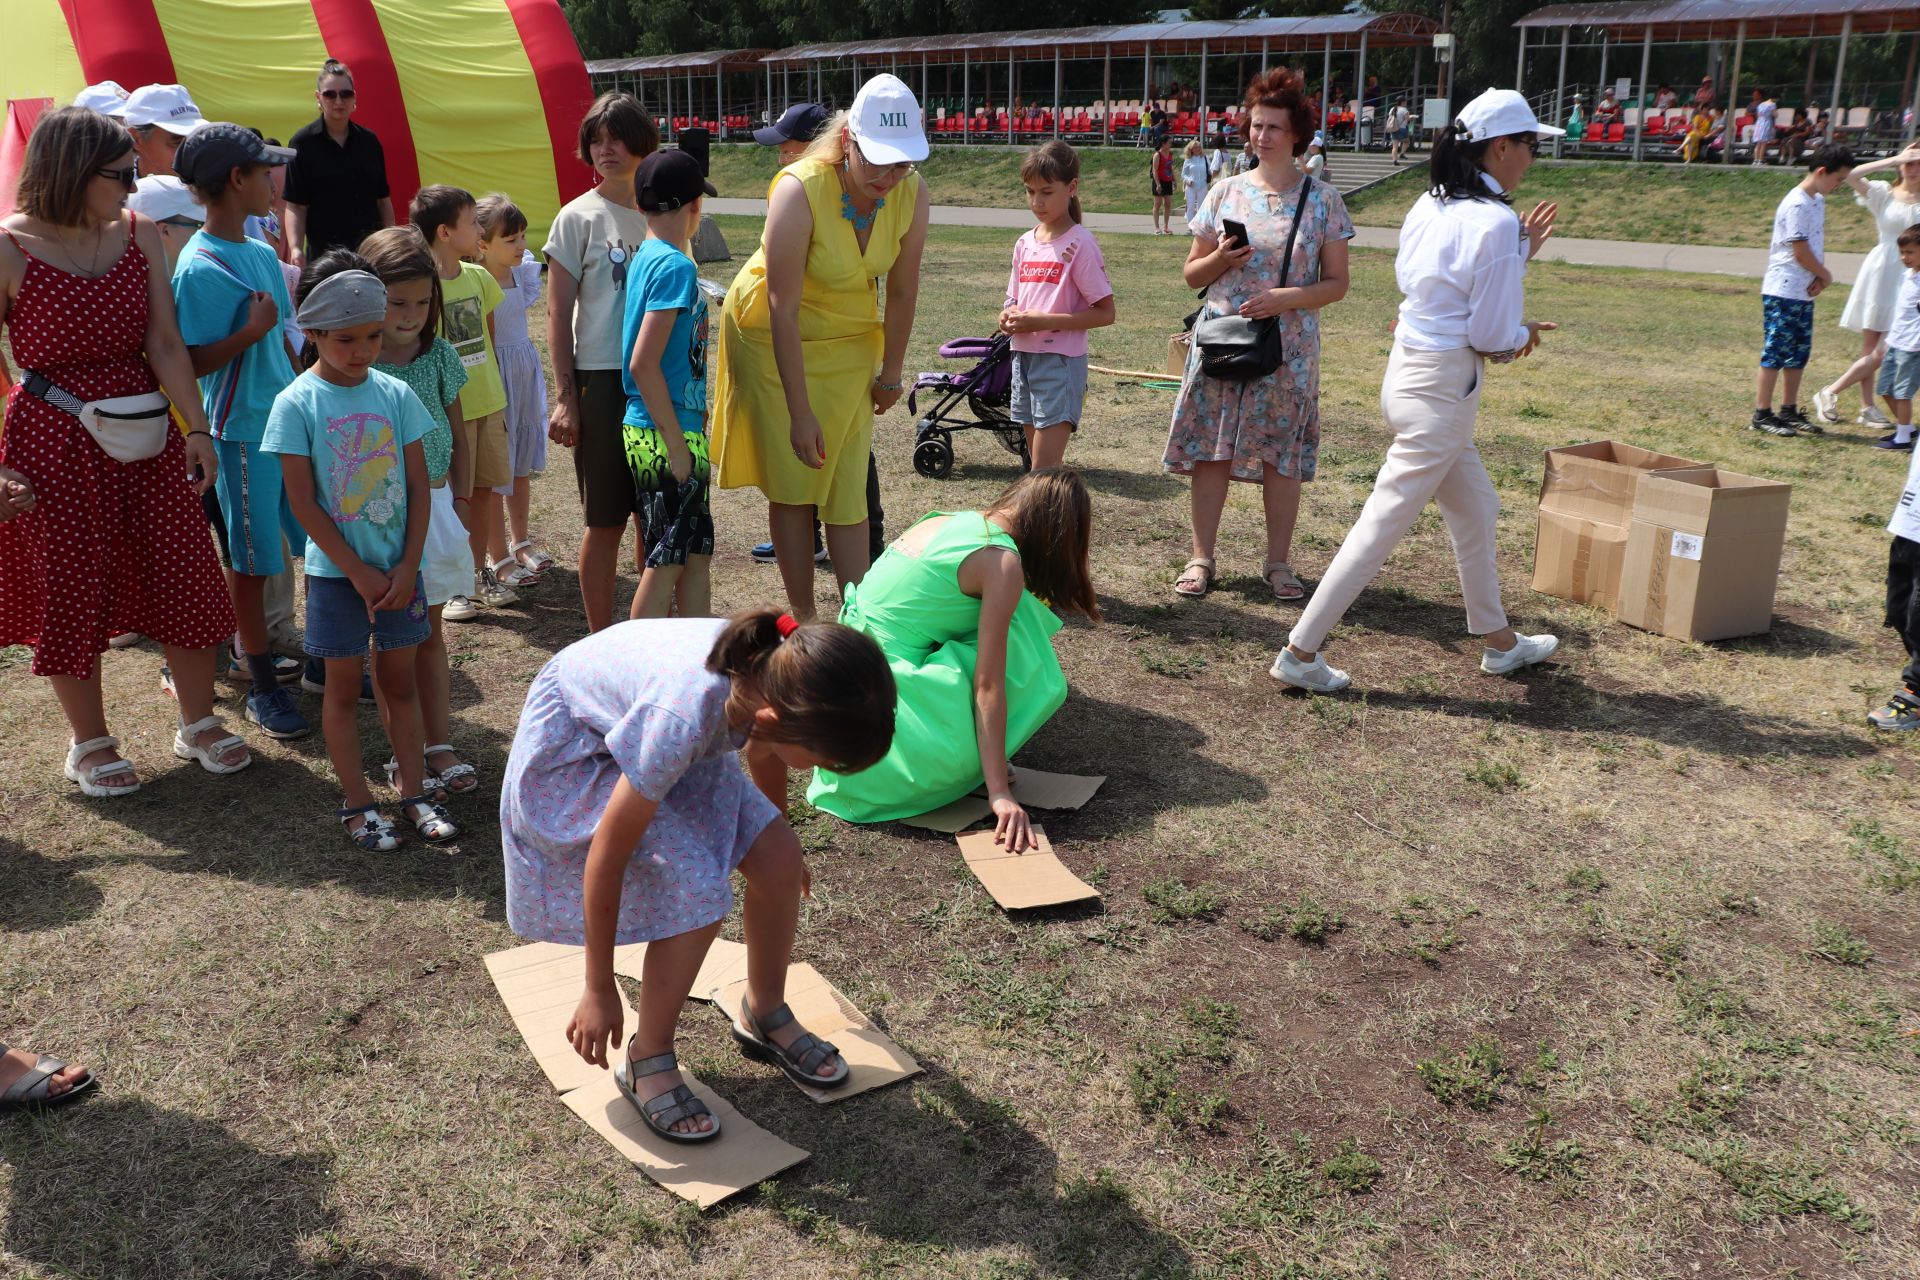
[711,75,932,618]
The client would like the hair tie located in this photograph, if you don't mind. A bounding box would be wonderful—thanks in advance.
[1450,120,1471,140]
[775,613,800,639]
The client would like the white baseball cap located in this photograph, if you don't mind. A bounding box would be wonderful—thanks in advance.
[847,74,928,166]
[123,83,207,135]
[126,176,204,225]
[1455,88,1555,143]
[73,81,130,118]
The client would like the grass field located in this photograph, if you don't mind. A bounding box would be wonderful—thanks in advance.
[711,143,1892,253]
[4,215,1918,1279]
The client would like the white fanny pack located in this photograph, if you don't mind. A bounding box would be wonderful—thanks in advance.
[21,371,172,464]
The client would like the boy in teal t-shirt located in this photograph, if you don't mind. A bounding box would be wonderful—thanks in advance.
[620,149,716,620]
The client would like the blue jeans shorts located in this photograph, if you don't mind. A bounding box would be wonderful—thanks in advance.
[303,571,430,659]
[1877,346,1920,400]
[1760,294,1815,369]
[1010,350,1089,429]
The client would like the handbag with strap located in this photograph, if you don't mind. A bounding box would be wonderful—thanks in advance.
[20,372,172,464]
[1193,176,1315,382]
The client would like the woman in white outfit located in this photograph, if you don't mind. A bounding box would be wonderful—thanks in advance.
[1812,144,1920,428]
[1274,89,1561,693]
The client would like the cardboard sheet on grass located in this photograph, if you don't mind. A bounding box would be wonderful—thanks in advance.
[901,769,1106,909]
[486,938,805,1207]
[1533,441,1705,611]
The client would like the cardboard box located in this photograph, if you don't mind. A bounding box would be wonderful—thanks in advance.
[1614,466,1791,642]
[1167,333,1191,377]
[1532,441,1706,610]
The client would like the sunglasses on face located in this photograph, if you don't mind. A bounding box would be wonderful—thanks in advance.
[95,163,138,188]
[321,88,356,101]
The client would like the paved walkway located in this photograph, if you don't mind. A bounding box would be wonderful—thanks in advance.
[706,196,1865,285]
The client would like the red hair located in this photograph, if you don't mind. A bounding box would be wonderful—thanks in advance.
[1243,68,1316,158]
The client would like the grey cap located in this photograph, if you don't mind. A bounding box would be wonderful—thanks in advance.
[174,122,296,188]
[296,270,388,329]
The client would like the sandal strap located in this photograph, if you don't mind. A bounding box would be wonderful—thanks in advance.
[508,539,534,553]
[70,735,119,758]
[642,1084,711,1128]
[85,758,136,781]
[1,1055,64,1103]
[178,715,222,738]
[782,1031,840,1076]
[629,1051,679,1077]
[752,1001,797,1034]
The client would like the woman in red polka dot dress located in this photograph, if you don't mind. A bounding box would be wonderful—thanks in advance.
[0,107,251,795]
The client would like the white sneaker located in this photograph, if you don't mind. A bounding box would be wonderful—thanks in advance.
[1270,648,1352,692]
[1481,633,1559,675]
[107,631,145,649]
[477,566,519,608]
[1811,386,1840,424]
[443,594,478,622]
[1859,405,1893,427]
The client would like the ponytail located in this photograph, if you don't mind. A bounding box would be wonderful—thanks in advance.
[708,609,896,772]
[1429,122,1506,204]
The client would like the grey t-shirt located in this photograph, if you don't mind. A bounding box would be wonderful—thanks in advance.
[542,188,648,370]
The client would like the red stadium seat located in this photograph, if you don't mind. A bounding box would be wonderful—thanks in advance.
[1607,124,1626,142]
[1585,123,1603,141]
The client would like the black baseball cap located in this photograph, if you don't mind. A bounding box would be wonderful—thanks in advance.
[636,149,717,213]
[174,122,294,187]
[754,102,828,148]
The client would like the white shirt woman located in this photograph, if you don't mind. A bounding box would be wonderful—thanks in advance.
[1275,89,1562,692]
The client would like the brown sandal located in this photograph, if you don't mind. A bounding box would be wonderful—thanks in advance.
[1174,557,1216,598]
[1264,561,1306,601]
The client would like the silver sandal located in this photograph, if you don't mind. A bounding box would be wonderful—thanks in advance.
[63,735,138,797]
[615,1049,721,1144]
[173,715,251,775]
[731,1000,849,1089]
[399,796,459,844]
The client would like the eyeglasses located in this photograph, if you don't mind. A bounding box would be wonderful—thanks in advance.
[95,164,138,188]
[1519,136,1542,157]
[321,88,356,101]
[851,140,914,177]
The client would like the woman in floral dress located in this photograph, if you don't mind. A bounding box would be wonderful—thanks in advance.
[1166,68,1353,602]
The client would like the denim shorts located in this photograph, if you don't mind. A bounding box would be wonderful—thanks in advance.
[1010,350,1089,429]
[1760,294,1815,369]
[303,571,430,659]
[1877,346,1920,400]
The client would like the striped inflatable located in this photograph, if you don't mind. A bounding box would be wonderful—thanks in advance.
[1,0,594,247]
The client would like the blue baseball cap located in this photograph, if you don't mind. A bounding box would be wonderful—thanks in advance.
[754,103,829,148]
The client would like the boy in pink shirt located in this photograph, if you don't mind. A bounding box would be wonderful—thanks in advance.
[999,142,1116,470]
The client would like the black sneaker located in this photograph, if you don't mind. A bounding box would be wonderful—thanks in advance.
[1749,409,1798,437]
[1868,691,1920,730]
[1874,433,1916,452]
[1775,405,1821,435]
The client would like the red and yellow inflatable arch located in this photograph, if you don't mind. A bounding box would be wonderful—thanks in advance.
[1,0,594,245]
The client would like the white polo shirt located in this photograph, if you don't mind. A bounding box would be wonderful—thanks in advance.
[1393,172,1531,356]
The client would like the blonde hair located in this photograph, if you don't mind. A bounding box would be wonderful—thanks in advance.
[1185,139,1204,158]
[797,109,851,167]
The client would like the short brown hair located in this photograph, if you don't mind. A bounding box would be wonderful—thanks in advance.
[408,184,475,243]
[318,58,353,90]
[1899,225,1920,250]
[15,106,133,228]
[576,92,658,166]
[474,193,528,241]
[707,611,895,773]
[1243,67,1316,158]
[989,467,1101,621]
[357,226,442,347]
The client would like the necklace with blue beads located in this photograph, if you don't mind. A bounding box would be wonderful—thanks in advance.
[840,190,883,232]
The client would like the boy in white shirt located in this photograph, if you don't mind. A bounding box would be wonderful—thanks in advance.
[1871,226,1920,453]
[1753,144,1853,437]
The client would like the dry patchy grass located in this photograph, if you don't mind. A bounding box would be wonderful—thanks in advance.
[2,217,1917,1279]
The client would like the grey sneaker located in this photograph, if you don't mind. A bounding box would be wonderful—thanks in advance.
[1867,692,1920,730]
[1482,633,1559,675]
[1859,405,1894,427]
[477,567,519,608]
[1811,386,1840,424]
[1270,648,1352,692]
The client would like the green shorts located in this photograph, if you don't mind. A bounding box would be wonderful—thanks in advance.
[622,425,714,567]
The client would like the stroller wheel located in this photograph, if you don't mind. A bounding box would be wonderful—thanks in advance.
[912,435,955,480]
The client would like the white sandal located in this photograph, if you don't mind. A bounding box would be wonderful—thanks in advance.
[172,715,252,775]
[489,556,540,589]
[510,538,554,575]
[64,736,139,797]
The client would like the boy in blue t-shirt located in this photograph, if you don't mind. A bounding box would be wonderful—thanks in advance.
[620,149,716,620]
[172,123,307,738]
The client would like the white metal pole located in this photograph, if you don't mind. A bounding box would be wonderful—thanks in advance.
[1515,27,1525,95]
[1261,37,1268,74]
[1552,26,1568,158]
[922,56,928,119]
[766,63,772,120]
[1910,34,1920,143]
[1354,32,1368,151]
[1198,40,1208,142]
[1597,34,1608,109]
[1721,20,1746,162]
[1828,13,1852,141]
[666,68,673,140]
[1632,25,1652,161]
[1103,46,1112,144]
[717,64,724,138]
[1321,36,1331,115]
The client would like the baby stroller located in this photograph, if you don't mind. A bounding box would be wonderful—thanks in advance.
[907,332,1027,479]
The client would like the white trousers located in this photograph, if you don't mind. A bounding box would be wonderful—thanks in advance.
[1289,344,1509,653]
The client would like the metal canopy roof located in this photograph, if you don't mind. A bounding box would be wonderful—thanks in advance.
[761,13,1439,67]
[587,50,770,74]
[1515,0,1920,39]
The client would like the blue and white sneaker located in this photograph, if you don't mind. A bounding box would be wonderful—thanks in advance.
[301,658,377,706]
[750,540,830,564]
[246,683,311,739]
[228,646,303,684]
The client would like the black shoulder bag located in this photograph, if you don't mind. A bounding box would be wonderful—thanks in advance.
[1192,177,1314,381]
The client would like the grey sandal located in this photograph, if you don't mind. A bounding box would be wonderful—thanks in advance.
[0,1044,96,1109]
[615,1049,720,1144]
[731,1000,850,1089]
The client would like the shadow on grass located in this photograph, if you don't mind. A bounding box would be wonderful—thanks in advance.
[0,835,104,933]
[0,1097,431,1279]
[704,1060,1194,1278]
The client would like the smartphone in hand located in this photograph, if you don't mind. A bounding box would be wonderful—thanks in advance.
[1221,218,1250,250]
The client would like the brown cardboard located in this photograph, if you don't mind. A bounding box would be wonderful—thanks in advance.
[711,969,922,1104]
[1166,333,1190,377]
[1532,440,1705,610]
[899,794,995,833]
[972,768,1105,811]
[560,1072,808,1208]
[485,941,641,1095]
[1615,466,1792,642]
[611,937,747,998]
[955,824,1101,910]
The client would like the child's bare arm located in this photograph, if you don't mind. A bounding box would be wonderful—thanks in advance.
[373,439,430,612]
[744,737,788,813]
[186,292,279,377]
[629,309,692,479]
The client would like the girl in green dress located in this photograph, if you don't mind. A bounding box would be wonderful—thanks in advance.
[807,469,1099,851]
